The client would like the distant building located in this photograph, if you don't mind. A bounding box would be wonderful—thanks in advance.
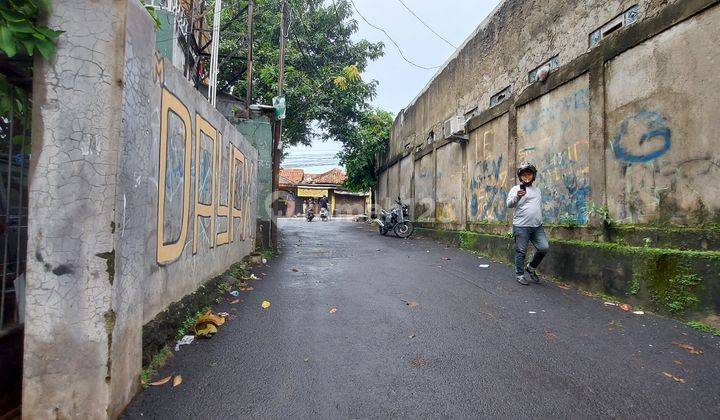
[279,168,370,217]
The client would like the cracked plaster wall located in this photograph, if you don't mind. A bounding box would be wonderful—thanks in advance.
[23,0,259,418]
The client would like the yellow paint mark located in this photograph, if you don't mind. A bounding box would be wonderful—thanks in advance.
[193,114,217,254]
[216,133,230,246]
[229,145,245,242]
[157,88,192,265]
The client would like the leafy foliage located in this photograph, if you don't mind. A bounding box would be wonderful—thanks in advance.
[214,0,384,147]
[0,0,61,59]
[338,109,393,192]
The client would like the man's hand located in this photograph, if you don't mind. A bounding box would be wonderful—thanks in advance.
[517,189,526,198]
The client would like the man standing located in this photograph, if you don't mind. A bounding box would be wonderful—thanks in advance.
[506,162,549,285]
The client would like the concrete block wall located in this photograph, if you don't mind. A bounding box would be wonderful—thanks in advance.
[378,0,720,230]
[23,0,258,417]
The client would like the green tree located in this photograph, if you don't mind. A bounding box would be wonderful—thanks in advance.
[216,0,384,147]
[338,108,393,192]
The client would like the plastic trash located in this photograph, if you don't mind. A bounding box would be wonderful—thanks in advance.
[174,335,195,351]
[633,310,645,315]
[229,290,240,297]
[619,303,632,312]
[479,264,490,268]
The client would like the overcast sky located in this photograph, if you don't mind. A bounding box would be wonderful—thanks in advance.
[283,0,503,173]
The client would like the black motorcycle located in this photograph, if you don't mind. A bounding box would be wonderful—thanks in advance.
[377,196,414,238]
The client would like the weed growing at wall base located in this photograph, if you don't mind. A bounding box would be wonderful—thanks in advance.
[686,321,720,337]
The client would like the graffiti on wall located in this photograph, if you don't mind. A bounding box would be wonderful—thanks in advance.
[154,53,250,265]
[468,130,508,221]
[613,110,672,163]
[520,86,591,224]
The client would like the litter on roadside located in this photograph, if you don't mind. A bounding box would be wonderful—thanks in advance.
[261,300,271,309]
[604,302,618,306]
[619,303,632,312]
[174,335,195,351]
[217,312,230,318]
[229,290,240,297]
[633,310,645,315]
[528,311,537,314]
[479,264,490,268]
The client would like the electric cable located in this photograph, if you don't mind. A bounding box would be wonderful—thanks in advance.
[347,0,441,70]
[395,0,457,49]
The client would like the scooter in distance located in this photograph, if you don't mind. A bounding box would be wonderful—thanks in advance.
[306,208,315,222]
[320,207,329,221]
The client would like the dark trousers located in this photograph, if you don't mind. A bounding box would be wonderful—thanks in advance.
[513,226,549,275]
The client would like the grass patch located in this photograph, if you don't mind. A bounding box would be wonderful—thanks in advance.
[687,321,720,337]
[140,346,172,385]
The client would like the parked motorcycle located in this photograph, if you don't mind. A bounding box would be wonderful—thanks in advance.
[377,196,414,238]
[320,207,329,221]
[306,208,315,222]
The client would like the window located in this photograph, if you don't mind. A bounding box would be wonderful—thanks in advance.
[528,55,559,83]
[490,86,511,108]
[589,5,639,48]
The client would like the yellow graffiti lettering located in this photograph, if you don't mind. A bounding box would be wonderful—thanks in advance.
[193,114,217,254]
[216,133,231,246]
[157,88,192,265]
[152,51,164,84]
[229,147,245,242]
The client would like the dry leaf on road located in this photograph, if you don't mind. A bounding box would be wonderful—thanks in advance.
[673,342,703,355]
[172,375,182,387]
[403,300,418,308]
[579,290,594,297]
[662,371,686,383]
[292,268,299,272]
[673,360,683,366]
[557,283,571,290]
[149,376,172,386]
[544,331,557,342]
[329,307,337,314]
[261,300,271,309]
[230,299,240,304]
[411,356,426,367]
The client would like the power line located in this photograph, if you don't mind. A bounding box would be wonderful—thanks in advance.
[347,0,440,70]
[395,0,457,49]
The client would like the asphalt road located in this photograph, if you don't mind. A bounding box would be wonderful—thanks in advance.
[123,218,720,419]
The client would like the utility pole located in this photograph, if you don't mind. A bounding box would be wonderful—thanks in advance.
[245,0,254,106]
[270,0,286,248]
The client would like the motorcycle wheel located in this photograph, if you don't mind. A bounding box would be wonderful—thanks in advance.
[394,221,414,238]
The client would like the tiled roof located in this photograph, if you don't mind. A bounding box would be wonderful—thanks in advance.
[303,168,346,186]
[279,168,305,185]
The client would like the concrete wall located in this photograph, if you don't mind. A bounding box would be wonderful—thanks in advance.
[23,0,258,417]
[378,0,720,230]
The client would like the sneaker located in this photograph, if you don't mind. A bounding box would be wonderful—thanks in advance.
[516,274,529,285]
[525,265,541,283]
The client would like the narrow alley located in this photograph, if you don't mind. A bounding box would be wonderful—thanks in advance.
[123,219,720,418]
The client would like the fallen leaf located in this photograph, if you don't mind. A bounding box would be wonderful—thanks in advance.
[672,342,703,355]
[619,303,632,312]
[441,257,451,261]
[261,273,267,276]
[404,300,418,308]
[329,307,337,314]
[304,358,310,362]
[411,356,426,367]
[196,311,225,327]
[661,372,685,383]
[238,287,254,291]
[579,290,594,297]
[230,299,240,304]
[195,323,218,337]
[544,331,557,342]
[608,320,623,331]
[261,300,271,309]
[172,375,182,387]
[408,333,416,339]
[292,268,299,272]
[673,360,683,366]
[149,376,172,386]
[557,283,571,291]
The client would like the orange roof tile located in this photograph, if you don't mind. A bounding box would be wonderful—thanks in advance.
[279,168,305,185]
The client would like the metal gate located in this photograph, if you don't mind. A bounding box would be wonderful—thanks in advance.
[0,75,31,418]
